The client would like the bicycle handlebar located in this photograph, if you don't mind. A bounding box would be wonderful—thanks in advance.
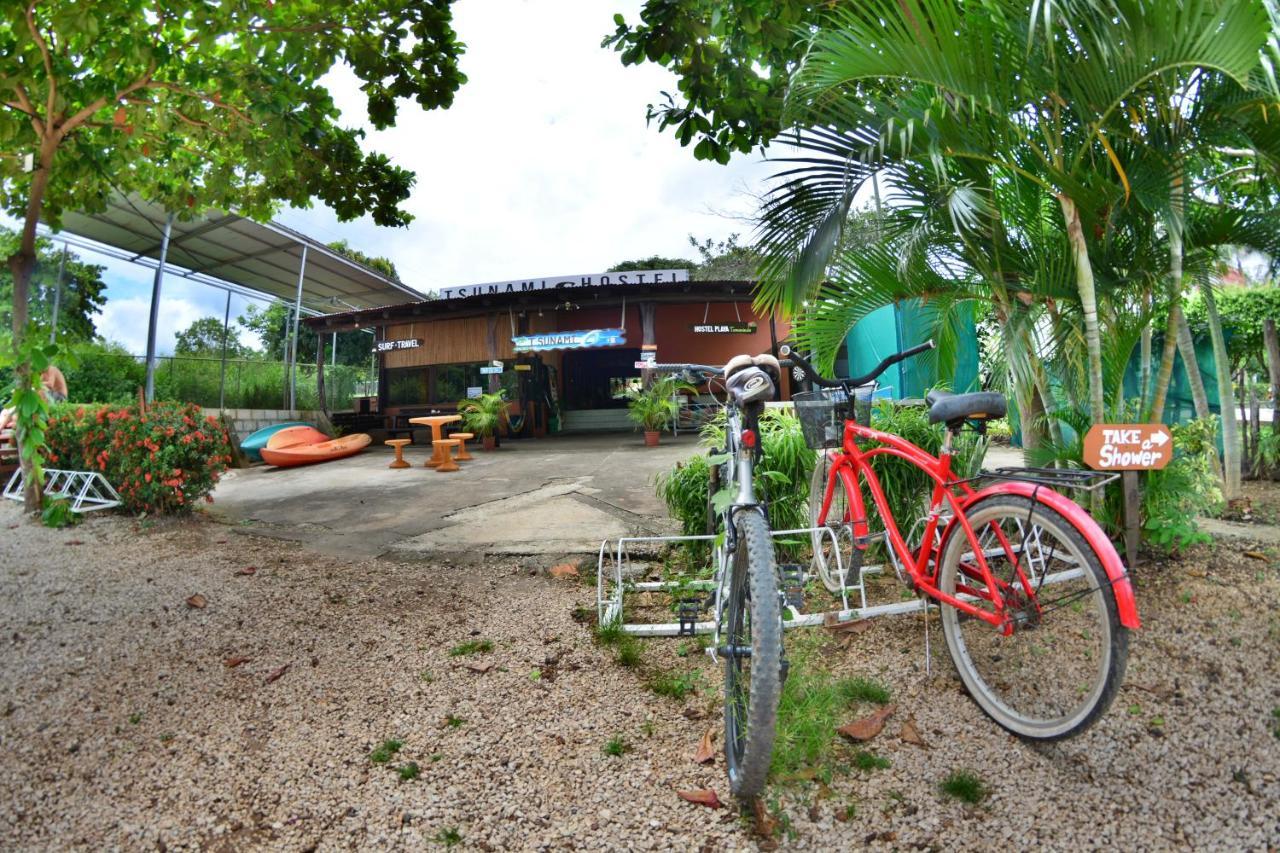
[780,340,935,389]
[646,362,724,376]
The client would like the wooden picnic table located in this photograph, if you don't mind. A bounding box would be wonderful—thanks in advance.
[409,415,462,468]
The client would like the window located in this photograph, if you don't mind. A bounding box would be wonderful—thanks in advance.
[386,367,428,406]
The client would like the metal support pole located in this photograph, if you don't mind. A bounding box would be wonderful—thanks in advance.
[218,290,232,411]
[331,331,337,367]
[143,213,175,403]
[287,245,308,411]
[49,242,67,343]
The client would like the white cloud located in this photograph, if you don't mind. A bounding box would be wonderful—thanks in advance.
[96,295,206,355]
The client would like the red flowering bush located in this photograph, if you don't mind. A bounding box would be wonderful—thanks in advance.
[45,401,233,515]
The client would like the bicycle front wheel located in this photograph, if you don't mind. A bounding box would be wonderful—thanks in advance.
[722,510,783,801]
[937,494,1128,740]
[809,449,854,593]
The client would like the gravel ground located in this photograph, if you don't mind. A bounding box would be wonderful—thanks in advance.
[1,501,1278,851]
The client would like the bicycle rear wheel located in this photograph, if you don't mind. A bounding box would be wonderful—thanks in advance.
[808,449,854,593]
[722,510,783,801]
[937,494,1128,739]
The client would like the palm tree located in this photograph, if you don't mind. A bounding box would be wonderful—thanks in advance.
[753,0,1279,505]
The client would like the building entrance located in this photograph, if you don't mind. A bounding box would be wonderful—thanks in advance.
[561,348,641,410]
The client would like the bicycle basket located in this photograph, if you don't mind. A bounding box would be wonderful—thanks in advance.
[792,384,876,449]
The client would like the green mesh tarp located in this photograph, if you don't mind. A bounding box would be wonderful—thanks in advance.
[844,301,979,398]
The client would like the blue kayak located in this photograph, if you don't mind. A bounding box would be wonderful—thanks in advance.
[239,421,313,462]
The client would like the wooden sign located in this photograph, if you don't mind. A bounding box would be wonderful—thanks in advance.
[690,322,757,334]
[1083,424,1173,471]
[373,338,420,353]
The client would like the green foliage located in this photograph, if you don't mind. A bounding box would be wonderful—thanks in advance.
[397,762,420,781]
[447,639,493,657]
[238,303,372,367]
[174,317,249,358]
[40,497,80,529]
[604,1,828,162]
[771,632,890,782]
[44,400,233,514]
[688,233,761,281]
[62,340,147,404]
[626,375,693,432]
[939,769,988,805]
[456,392,508,438]
[862,401,985,541]
[614,635,644,668]
[326,240,400,282]
[852,751,891,771]
[677,407,817,538]
[434,828,462,847]
[1,333,75,500]
[369,739,403,764]
[1182,284,1280,374]
[607,256,696,273]
[645,668,701,700]
[602,735,631,757]
[0,228,107,342]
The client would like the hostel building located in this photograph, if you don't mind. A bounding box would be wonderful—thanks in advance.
[303,269,792,434]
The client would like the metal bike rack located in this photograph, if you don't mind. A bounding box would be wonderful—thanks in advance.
[3,468,122,512]
[596,525,1087,638]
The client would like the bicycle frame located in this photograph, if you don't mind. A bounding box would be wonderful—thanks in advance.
[817,415,1141,631]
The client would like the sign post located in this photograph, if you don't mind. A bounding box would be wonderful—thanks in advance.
[1083,424,1173,568]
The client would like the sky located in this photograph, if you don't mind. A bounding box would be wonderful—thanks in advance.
[17,0,777,356]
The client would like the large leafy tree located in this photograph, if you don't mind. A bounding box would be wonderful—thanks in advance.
[0,226,106,342]
[239,302,371,366]
[0,0,465,508]
[173,315,248,358]
[327,239,401,282]
[603,1,826,163]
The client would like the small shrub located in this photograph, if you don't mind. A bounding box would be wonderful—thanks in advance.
[939,769,987,804]
[45,401,233,514]
[594,621,624,646]
[444,714,464,728]
[603,735,630,757]
[398,762,421,781]
[369,739,403,764]
[40,497,80,529]
[646,669,700,700]
[434,827,462,847]
[448,639,493,657]
[615,635,643,668]
[852,750,890,771]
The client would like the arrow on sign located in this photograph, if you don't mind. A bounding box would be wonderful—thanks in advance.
[1150,431,1168,447]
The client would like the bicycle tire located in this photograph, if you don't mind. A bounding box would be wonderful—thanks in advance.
[808,449,854,593]
[937,493,1128,740]
[722,509,783,802]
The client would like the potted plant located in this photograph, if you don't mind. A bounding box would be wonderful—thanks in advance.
[626,376,691,446]
[457,391,508,450]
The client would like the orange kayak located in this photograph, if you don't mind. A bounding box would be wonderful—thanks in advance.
[260,427,372,467]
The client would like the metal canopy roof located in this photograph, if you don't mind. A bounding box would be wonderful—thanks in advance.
[55,193,425,313]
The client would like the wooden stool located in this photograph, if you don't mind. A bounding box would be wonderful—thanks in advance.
[432,439,461,472]
[451,432,475,461]
[384,438,412,469]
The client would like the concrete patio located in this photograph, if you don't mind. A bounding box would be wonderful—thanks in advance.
[209,432,699,560]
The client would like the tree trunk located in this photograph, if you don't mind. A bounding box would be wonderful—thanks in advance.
[1148,303,1181,421]
[1200,281,1240,500]
[6,135,58,513]
[1248,378,1261,480]
[1058,195,1106,513]
[1175,311,1212,421]
[1138,287,1152,414]
[1265,318,1280,440]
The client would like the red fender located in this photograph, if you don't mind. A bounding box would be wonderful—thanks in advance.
[945,482,1140,630]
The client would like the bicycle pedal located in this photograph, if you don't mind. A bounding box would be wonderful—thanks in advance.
[677,598,702,637]
[780,563,805,611]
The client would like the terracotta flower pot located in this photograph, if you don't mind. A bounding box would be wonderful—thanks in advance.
[644,430,660,447]
[483,435,497,451]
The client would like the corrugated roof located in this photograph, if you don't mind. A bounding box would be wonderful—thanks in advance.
[54,193,425,313]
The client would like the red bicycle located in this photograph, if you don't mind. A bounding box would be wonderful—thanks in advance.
[783,343,1140,739]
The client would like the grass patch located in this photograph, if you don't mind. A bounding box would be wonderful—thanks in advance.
[615,635,644,668]
[444,714,465,729]
[603,735,631,757]
[448,639,493,657]
[1272,708,1280,739]
[852,750,890,771]
[939,769,987,804]
[769,632,892,781]
[594,620,624,646]
[128,713,142,725]
[398,762,420,781]
[434,827,462,847]
[369,738,403,764]
[646,668,700,700]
